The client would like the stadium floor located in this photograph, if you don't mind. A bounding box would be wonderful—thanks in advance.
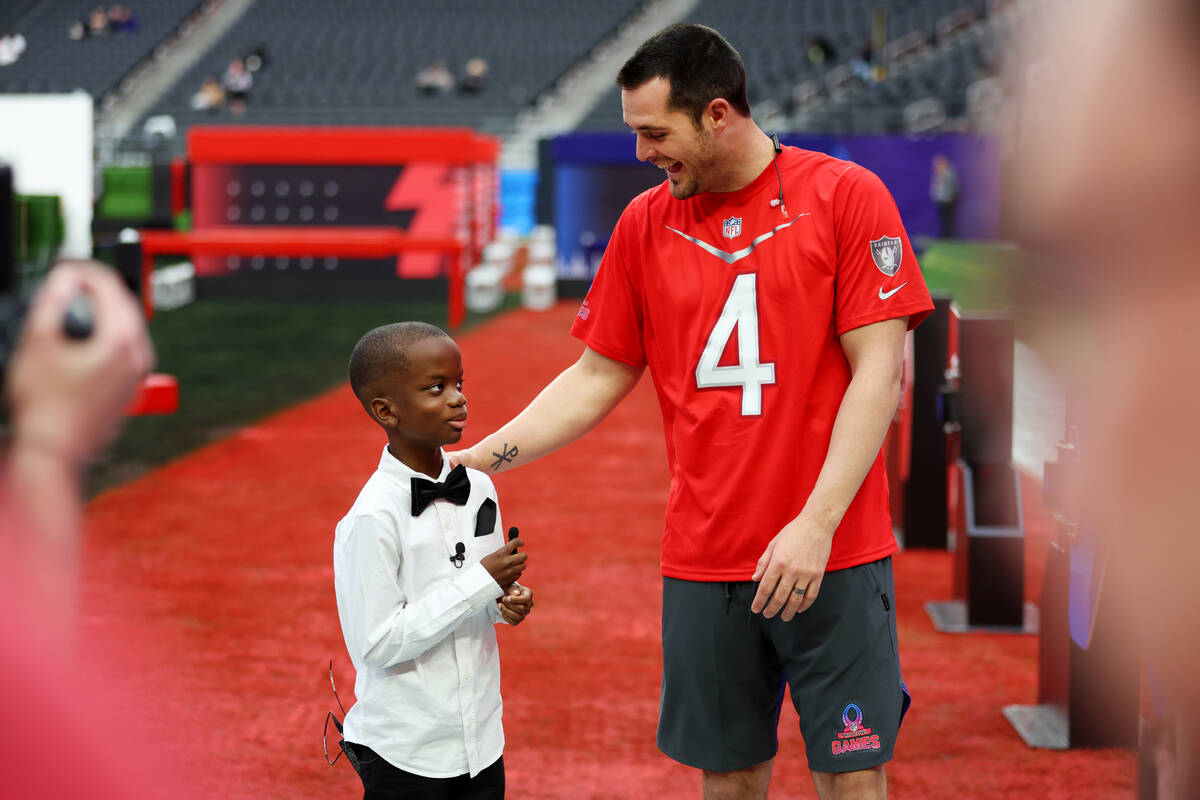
[80,300,1134,798]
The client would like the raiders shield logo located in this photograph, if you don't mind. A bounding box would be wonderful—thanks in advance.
[722,217,742,239]
[870,236,902,276]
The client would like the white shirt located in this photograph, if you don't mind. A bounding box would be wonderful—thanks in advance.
[0,34,26,66]
[334,447,507,778]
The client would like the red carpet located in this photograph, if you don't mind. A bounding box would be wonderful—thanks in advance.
[81,301,1134,798]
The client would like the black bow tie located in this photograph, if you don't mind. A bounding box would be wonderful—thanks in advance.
[411,464,471,516]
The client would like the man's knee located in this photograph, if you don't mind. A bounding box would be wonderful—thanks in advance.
[701,758,773,800]
[811,764,887,800]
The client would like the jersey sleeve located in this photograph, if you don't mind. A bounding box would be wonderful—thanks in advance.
[832,165,934,335]
[569,195,648,367]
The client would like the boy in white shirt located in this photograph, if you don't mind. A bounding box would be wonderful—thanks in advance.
[334,321,533,799]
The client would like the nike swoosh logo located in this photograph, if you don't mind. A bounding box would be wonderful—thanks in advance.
[664,213,811,265]
[878,282,908,300]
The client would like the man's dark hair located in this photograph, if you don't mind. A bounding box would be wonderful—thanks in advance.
[617,23,751,126]
[348,321,449,415]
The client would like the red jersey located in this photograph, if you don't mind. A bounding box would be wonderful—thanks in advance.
[571,146,933,580]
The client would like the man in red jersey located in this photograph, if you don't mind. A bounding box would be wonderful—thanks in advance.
[454,24,932,800]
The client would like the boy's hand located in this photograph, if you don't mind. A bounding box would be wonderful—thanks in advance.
[480,537,526,589]
[498,583,533,625]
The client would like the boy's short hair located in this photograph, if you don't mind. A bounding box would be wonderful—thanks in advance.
[348,321,450,415]
[617,23,751,127]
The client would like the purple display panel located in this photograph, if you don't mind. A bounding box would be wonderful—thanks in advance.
[550,132,1001,277]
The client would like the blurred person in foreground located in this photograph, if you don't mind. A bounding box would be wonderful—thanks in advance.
[1015,0,1200,796]
[454,23,932,800]
[0,261,191,797]
[4,261,152,619]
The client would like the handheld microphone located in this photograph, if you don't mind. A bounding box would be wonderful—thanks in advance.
[450,541,465,568]
[63,292,94,339]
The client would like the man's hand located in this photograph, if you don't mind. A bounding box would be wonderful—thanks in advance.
[750,516,835,621]
[8,260,154,468]
[480,537,526,589]
[446,445,490,473]
[749,317,907,622]
[497,583,533,625]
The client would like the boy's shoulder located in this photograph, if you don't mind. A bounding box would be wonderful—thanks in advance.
[337,469,405,532]
[462,463,498,498]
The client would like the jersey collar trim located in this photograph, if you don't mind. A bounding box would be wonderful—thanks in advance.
[662,212,810,265]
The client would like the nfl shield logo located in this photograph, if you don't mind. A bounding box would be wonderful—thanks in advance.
[722,217,742,239]
[869,236,903,276]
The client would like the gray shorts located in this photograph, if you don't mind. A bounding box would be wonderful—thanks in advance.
[657,557,909,774]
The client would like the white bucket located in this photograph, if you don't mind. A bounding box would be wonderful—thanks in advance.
[466,265,505,313]
[522,264,557,311]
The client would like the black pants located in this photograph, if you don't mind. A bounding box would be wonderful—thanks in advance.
[937,201,958,239]
[353,744,504,800]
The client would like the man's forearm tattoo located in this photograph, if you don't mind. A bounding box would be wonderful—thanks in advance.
[491,442,518,470]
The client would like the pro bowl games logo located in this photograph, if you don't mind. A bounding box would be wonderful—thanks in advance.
[831,702,882,755]
[722,216,742,239]
[870,236,902,276]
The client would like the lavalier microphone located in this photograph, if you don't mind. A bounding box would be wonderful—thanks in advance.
[768,133,786,217]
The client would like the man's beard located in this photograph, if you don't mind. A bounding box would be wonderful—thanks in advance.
[668,131,717,199]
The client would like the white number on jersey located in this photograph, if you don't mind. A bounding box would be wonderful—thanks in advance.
[694,273,776,415]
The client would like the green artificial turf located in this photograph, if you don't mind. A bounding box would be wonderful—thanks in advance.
[916,240,1022,313]
[88,293,520,495]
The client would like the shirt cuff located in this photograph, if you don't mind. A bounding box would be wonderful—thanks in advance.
[489,580,524,625]
[458,562,502,611]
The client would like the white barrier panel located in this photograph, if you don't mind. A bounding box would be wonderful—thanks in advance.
[0,92,93,258]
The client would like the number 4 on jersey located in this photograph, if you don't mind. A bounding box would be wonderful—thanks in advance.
[694,273,776,415]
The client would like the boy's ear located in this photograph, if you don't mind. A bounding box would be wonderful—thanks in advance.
[370,396,398,427]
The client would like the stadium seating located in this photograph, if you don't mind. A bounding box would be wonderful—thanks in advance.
[0,0,199,98]
[1,0,1010,158]
[576,0,994,134]
[137,0,643,137]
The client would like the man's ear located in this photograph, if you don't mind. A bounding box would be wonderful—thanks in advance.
[706,98,731,132]
[371,396,397,427]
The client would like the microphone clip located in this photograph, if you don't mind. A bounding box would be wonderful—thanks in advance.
[450,541,465,568]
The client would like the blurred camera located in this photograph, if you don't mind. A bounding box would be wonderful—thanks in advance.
[0,162,25,372]
[0,163,100,378]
